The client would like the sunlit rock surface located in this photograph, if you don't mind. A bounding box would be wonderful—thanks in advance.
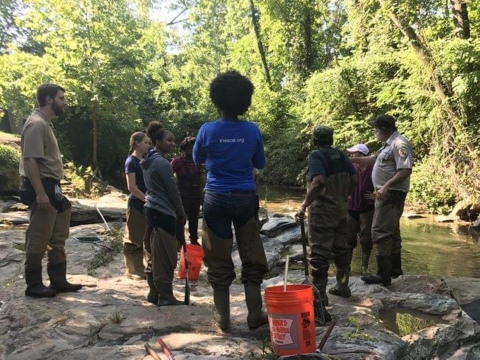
[0,210,479,359]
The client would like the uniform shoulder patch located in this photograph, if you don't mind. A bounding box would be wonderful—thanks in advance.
[398,147,409,158]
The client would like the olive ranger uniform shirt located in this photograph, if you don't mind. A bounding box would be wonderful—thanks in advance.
[372,131,413,193]
[19,110,64,181]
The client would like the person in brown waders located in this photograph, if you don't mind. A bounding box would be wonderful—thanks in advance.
[349,114,413,286]
[192,70,268,331]
[123,132,151,280]
[344,144,375,276]
[295,126,358,321]
[171,137,204,248]
[141,121,186,306]
[19,84,82,297]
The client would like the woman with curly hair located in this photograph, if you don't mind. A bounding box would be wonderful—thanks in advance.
[141,121,186,306]
[193,70,268,331]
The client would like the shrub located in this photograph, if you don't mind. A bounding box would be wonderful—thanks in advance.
[0,144,20,195]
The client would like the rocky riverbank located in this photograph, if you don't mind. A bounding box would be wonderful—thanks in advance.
[0,194,479,359]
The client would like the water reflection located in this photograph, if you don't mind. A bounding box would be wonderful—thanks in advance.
[258,186,480,279]
[379,308,447,337]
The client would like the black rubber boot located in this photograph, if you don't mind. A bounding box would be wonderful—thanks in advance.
[361,248,371,276]
[391,253,403,278]
[328,268,351,298]
[157,283,183,306]
[146,273,158,304]
[361,256,392,286]
[25,267,56,298]
[213,286,230,331]
[311,269,329,307]
[48,262,82,293]
[245,282,268,330]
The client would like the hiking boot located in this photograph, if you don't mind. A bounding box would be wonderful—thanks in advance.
[391,252,403,278]
[361,249,371,276]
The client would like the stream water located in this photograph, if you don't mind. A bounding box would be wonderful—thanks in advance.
[258,185,480,279]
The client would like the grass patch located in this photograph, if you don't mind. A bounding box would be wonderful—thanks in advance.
[343,315,377,341]
[249,338,279,360]
[89,310,126,336]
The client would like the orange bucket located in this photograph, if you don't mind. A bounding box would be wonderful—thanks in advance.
[177,244,204,281]
[265,284,316,356]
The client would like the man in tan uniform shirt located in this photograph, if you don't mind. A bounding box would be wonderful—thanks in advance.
[349,114,413,286]
[19,84,82,298]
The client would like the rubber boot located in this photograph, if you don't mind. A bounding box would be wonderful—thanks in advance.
[311,271,329,307]
[25,267,56,298]
[213,286,230,331]
[245,282,268,330]
[361,248,371,276]
[361,256,391,286]
[348,247,354,272]
[312,270,331,323]
[328,268,351,298]
[124,247,145,280]
[146,273,158,304]
[48,262,82,293]
[156,283,183,306]
[391,252,403,278]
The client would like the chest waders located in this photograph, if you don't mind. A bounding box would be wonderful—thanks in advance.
[202,217,269,331]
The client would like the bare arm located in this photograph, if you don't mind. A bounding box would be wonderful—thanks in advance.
[349,155,376,167]
[377,168,412,200]
[24,158,50,209]
[126,173,146,202]
[295,175,327,223]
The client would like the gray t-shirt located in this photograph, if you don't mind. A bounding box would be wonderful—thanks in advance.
[372,132,413,193]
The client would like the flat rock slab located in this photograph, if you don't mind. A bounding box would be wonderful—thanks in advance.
[1,219,480,359]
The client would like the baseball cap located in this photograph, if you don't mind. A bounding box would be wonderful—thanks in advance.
[313,125,334,140]
[346,144,369,155]
[369,114,396,128]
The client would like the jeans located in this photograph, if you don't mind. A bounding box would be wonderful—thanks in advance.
[203,191,256,239]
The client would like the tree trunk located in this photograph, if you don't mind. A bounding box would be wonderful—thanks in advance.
[91,96,100,177]
[379,0,479,175]
[450,0,470,39]
[249,0,272,89]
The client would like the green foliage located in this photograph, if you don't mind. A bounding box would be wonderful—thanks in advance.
[249,337,279,360]
[1,0,480,211]
[344,315,377,341]
[0,144,20,195]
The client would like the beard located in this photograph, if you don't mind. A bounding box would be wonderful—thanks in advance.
[51,102,64,116]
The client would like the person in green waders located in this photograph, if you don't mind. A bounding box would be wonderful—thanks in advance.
[141,121,186,306]
[193,70,268,331]
[295,125,358,321]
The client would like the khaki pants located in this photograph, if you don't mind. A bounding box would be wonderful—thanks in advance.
[372,190,406,256]
[25,198,71,271]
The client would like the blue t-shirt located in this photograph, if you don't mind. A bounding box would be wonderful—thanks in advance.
[124,155,147,199]
[193,119,266,192]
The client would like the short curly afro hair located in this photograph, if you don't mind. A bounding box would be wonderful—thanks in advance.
[209,70,254,116]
